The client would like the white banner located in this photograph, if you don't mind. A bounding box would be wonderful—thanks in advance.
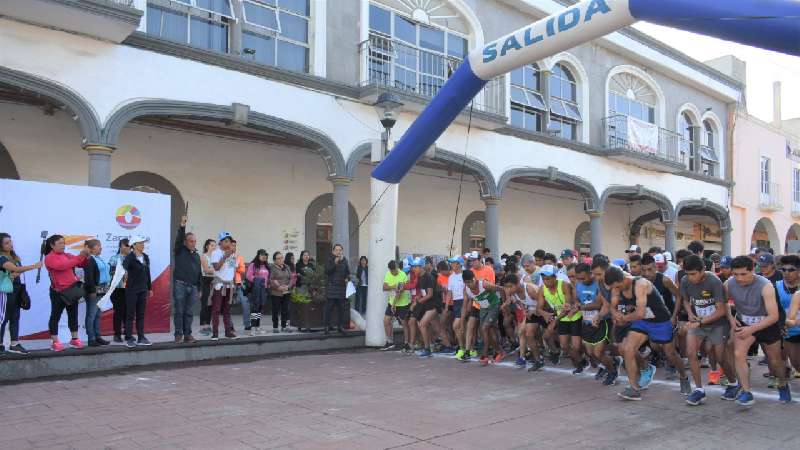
[627,116,658,154]
[0,179,171,341]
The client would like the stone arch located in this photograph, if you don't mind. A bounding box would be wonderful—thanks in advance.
[101,100,347,177]
[751,217,781,253]
[605,65,667,128]
[677,103,703,131]
[461,210,486,255]
[786,223,800,253]
[600,185,675,221]
[574,221,591,255]
[304,193,359,264]
[0,140,20,180]
[629,210,663,246]
[497,166,600,211]
[548,52,590,143]
[675,199,731,230]
[111,171,185,251]
[0,67,102,146]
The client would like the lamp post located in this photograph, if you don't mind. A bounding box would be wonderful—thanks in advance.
[365,92,403,346]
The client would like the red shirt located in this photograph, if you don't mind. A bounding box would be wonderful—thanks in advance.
[45,252,87,292]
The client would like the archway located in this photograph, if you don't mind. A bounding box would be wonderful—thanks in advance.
[574,221,591,257]
[111,171,185,250]
[461,210,486,255]
[304,194,359,265]
[600,185,675,252]
[751,217,780,253]
[0,140,19,180]
[786,224,800,253]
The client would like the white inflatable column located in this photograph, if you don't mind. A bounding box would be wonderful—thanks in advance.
[365,177,398,346]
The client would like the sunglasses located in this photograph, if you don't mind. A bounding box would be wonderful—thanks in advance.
[779,267,798,273]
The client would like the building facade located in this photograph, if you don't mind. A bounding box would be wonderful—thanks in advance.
[0,0,741,262]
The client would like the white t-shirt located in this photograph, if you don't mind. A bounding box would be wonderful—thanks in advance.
[663,265,679,284]
[448,272,465,301]
[211,248,236,284]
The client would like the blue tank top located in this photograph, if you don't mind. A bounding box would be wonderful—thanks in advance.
[776,280,800,337]
[576,281,598,305]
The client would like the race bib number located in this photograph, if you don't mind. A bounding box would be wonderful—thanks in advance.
[740,314,765,326]
[644,307,655,319]
[478,299,490,309]
[583,309,598,322]
[617,305,627,313]
[696,304,716,318]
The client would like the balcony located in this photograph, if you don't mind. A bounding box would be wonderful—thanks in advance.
[358,34,506,129]
[760,183,783,211]
[0,0,142,43]
[602,115,687,173]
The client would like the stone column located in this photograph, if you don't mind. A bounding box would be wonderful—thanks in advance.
[330,177,352,260]
[721,227,732,256]
[664,220,676,254]
[484,197,501,257]
[541,69,552,132]
[589,211,604,256]
[85,145,114,188]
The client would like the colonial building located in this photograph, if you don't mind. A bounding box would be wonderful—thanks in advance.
[0,0,741,262]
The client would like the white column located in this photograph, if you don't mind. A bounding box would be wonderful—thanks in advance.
[85,145,114,188]
[589,211,604,256]
[366,177,398,347]
[484,197,500,256]
[331,177,351,259]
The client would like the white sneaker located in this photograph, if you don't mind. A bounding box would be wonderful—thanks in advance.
[246,329,254,337]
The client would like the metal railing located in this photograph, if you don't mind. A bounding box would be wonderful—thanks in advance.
[760,182,783,211]
[359,34,505,116]
[602,114,685,165]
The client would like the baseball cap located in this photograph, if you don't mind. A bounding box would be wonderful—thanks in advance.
[447,256,464,265]
[612,258,626,267]
[410,257,424,267]
[465,251,479,260]
[757,253,775,267]
[560,249,574,259]
[663,251,673,262]
[720,256,733,268]
[130,235,149,245]
[218,231,232,242]
[749,247,759,255]
[539,264,556,277]
[626,245,641,254]
[653,254,666,265]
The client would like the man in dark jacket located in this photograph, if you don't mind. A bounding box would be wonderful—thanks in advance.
[122,235,152,348]
[173,215,202,344]
[324,243,350,334]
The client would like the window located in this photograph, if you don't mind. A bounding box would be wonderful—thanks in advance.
[761,157,771,194]
[794,168,800,204]
[704,120,715,149]
[146,0,232,53]
[367,3,468,97]
[679,112,696,171]
[468,219,486,253]
[241,0,310,73]
[510,64,544,132]
[548,63,580,140]
[701,119,718,177]
[608,72,657,124]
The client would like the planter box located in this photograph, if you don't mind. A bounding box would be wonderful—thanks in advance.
[290,302,325,332]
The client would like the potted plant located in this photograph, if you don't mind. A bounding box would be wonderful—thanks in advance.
[290,265,326,331]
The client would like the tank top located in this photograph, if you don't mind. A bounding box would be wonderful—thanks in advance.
[727,275,770,325]
[543,280,581,322]
[621,277,671,323]
[653,272,674,312]
[523,282,538,310]
[465,279,485,310]
[776,280,800,337]
[576,281,599,323]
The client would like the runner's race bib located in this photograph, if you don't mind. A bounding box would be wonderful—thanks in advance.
[475,290,500,310]
[740,314,765,326]
[583,309,597,323]
[695,304,716,318]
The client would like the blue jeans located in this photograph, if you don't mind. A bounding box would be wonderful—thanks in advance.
[85,296,101,341]
[173,280,198,337]
[236,285,250,330]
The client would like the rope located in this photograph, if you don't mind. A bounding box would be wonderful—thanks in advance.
[448,101,475,258]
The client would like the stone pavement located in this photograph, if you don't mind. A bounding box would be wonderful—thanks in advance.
[0,350,796,450]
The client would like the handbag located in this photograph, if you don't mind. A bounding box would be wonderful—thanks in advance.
[57,281,84,306]
[0,270,12,294]
[16,283,31,310]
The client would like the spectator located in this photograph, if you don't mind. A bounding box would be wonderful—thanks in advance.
[0,233,41,355]
[108,238,130,343]
[295,250,314,291]
[43,234,89,352]
[198,239,217,336]
[210,232,237,340]
[172,215,202,344]
[286,252,298,289]
[231,240,249,336]
[324,243,350,334]
[83,239,110,347]
[269,251,294,333]
[355,256,368,314]
[246,249,270,334]
[122,235,153,348]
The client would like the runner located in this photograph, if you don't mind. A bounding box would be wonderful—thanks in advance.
[405,258,437,357]
[724,256,791,406]
[447,257,472,361]
[591,257,621,385]
[679,255,738,405]
[605,266,690,401]
[627,254,642,277]
[515,271,545,371]
[380,260,410,352]
[642,254,681,379]
[435,260,455,354]
[536,265,585,373]
[575,263,616,383]
[533,250,546,268]
[462,269,503,365]
[776,255,800,381]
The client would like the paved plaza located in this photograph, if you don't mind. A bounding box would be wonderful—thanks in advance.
[0,350,796,450]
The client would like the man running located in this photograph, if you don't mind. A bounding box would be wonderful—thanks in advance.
[605,266,690,401]
[409,258,439,357]
[778,255,800,382]
[514,270,544,371]
[536,265,584,372]
[381,260,410,351]
[591,257,621,385]
[462,269,503,365]
[679,255,737,405]
[575,263,616,383]
[435,260,455,354]
[447,257,473,362]
[642,254,681,379]
[724,256,791,405]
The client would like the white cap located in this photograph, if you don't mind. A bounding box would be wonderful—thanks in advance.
[653,254,666,264]
[750,247,759,255]
[130,235,149,245]
[663,251,673,261]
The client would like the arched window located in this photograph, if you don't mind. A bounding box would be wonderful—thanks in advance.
[510,64,544,132]
[461,211,486,254]
[679,112,697,171]
[701,119,719,176]
[549,63,580,141]
[608,72,656,124]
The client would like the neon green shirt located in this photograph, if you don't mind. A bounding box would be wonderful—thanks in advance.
[384,270,410,307]
[543,280,582,322]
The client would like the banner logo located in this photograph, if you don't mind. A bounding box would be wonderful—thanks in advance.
[116,204,142,230]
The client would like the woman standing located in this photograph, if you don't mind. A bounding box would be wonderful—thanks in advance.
[269,251,294,333]
[122,236,152,348]
[245,249,270,335]
[43,234,89,352]
[355,256,368,314]
[83,239,111,347]
[199,239,217,336]
[295,250,314,291]
[108,238,130,343]
[324,244,350,334]
[0,233,41,355]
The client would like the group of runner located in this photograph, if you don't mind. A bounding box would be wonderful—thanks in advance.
[378,243,799,408]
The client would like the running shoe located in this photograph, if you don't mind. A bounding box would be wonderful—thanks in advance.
[618,386,642,401]
[50,341,66,352]
[211,335,219,341]
[594,367,608,381]
[778,384,792,404]
[686,389,706,406]
[454,348,465,359]
[469,350,478,359]
[125,338,137,348]
[494,352,506,364]
[137,337,152,346]
[527,361,544,372]
[735,390,755,406]
[479,356,490,366]
[679,377,692,396]
[402,344,413,355]
[721,384,741,401]
[7,344,29,355]
[515,357,526,369]
[380,342,395,351]
[549,351,561,366]
[603,370,618,386]
[198,328,211,336]
[708,369,721,386]
[458,352,471,363]
[417,349,432,358]
[69,338,84,349]
[639,364,656,390]
[573,361,587,375]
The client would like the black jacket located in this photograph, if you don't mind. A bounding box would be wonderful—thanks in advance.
[356,265,368,286]
[325,256,350,299]
[173,225,202,287]
[83,256,100,296]
[122,252,152,294]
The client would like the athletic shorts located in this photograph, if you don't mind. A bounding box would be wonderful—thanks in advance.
[469,307,480,320]
[630,319,673,344]
[582,319,610,346]
[526,313,546,326]
[753,323,783,345]
[479,304,500,327]
[613,324,631,344]
[452,299,464,319]
[556,319,583,337]
[385,304,410,321]
[785,334,800,344]
[412,300,436,321]
[688,322,729,345]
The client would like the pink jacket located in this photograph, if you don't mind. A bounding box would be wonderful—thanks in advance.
[246,263,270,282]
[45,252,88,292]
